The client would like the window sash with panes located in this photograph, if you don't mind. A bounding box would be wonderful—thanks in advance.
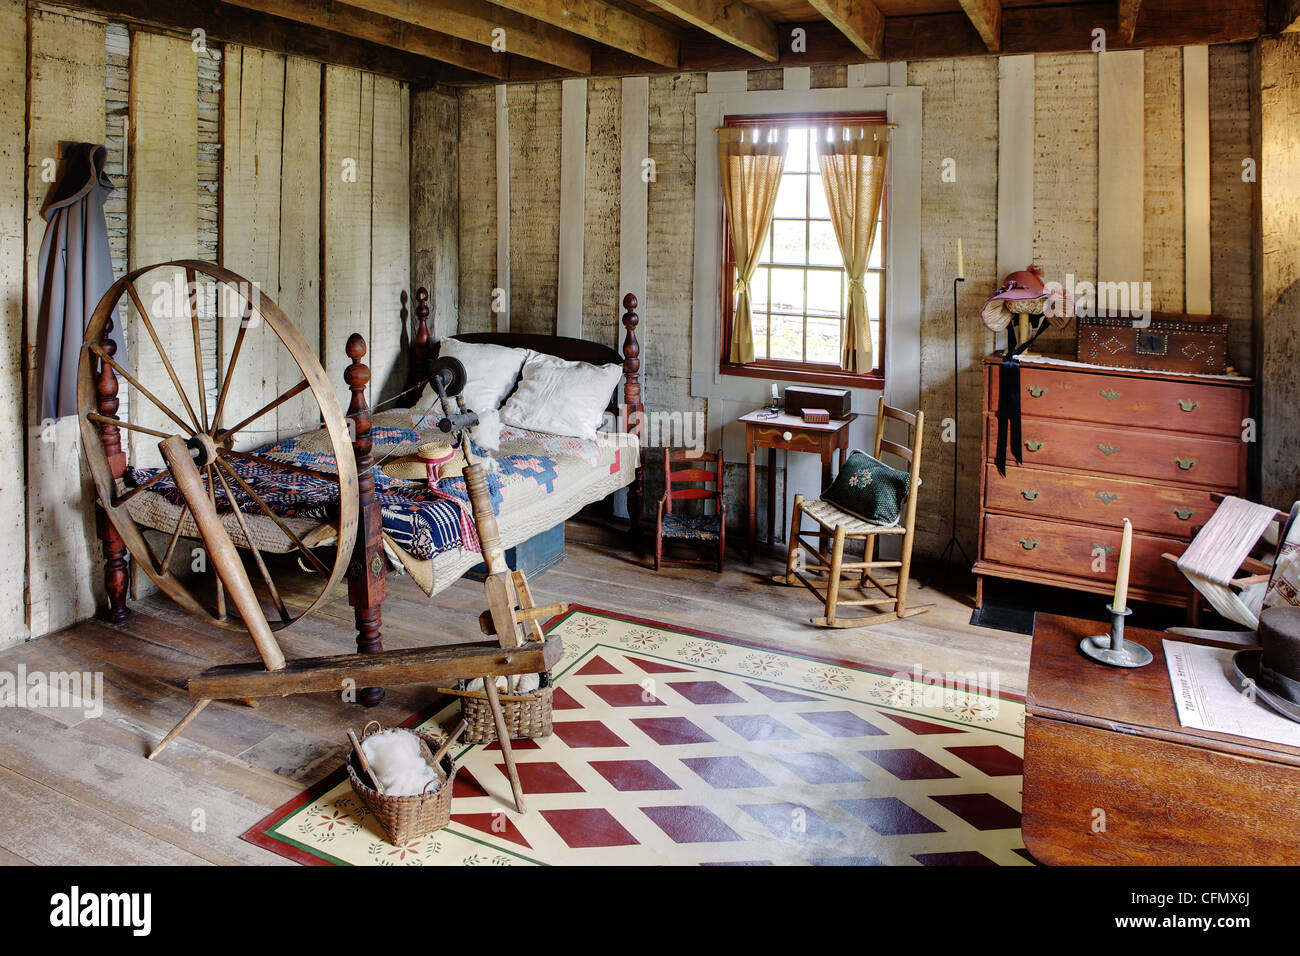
[721,113,886,386]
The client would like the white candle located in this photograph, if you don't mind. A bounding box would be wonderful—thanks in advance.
[1112,518,1133,611]
[957,238,964,280]
[771,383,779,400]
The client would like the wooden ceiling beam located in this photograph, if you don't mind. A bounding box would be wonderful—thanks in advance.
[480,0,679,68]
[48,0,457,85]
[640,0,779,62]
[1269,0,1300,32]
[344,0,592,73]
[1117,0,1142,43]
[806,0,884,59]
[223,0,507,79]
[958,0,1002,52]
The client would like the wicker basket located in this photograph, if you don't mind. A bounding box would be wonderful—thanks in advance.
[442,673,554,744]
[347,721,458,845]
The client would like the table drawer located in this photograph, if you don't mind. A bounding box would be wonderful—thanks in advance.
[983,463,1217,540]
[982,512,1187,595]
[985,415,1243,490]
[988,363,1246,438]
[750,425,823,454]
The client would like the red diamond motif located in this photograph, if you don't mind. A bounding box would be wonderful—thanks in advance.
[860,748,958,780]
[540,808,640,848]
[588,683,665,707]
[550,687,583,710]
[681,755,773,789]
[881,713,968,735]
[494,761,585,794]
[631,716,715,746]
[913,850,997,866]
[551,720,628,749]
[627,657,692,674]
[740,802,842,840]
[452,767,488,799]
[450,812,532,848]
[588,759,681,792]
[482,737,542,752]
[640,805,744,844]
[930,793,1021,831]
[772,751,866,784]
[745,682,819,703]
[668,681,746,705]
[575,656,621,676]
[944,744,1023,777]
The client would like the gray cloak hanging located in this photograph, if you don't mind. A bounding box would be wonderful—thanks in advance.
[35,141,126,422]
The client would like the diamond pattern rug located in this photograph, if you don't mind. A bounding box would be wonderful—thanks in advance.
[243,608,1030,866]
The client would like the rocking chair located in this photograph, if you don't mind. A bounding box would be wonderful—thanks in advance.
[775,397,930,628]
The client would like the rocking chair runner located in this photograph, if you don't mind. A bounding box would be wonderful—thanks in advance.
[775,398,929,628]
[655,449,726,572]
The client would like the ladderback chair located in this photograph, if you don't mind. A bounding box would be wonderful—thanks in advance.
[775,397,929,627]
[655,449,726,572]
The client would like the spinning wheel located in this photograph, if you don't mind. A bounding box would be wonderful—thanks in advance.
[76,260,359,633]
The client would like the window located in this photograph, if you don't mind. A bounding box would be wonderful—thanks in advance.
[720,112,887,388]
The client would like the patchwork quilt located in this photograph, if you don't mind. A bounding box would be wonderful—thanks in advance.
[127,411,638,564]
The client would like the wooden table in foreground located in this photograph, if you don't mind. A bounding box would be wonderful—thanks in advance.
[739,410,857,563]
[1023,613,1300,865]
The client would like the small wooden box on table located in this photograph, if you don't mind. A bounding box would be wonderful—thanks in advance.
[1022,614,1300,865]
[973,356,1252,609]
[739,409,857,562]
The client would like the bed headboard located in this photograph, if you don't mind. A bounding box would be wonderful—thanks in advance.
[409,288,644,427]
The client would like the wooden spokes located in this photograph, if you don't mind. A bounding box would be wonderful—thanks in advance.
[77,261,359,634]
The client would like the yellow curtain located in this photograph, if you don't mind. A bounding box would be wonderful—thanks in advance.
[816,125,889,373]
[718,127,785,364]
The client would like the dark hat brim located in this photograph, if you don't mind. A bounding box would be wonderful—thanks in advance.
[1231,649,1300,726]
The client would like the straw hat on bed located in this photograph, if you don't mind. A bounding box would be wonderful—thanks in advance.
[382,441,468,483]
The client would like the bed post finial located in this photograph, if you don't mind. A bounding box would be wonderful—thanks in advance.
[412,287,431,384]
[345,333,386,707]
[621,293,645,547]
[96,315,130,624]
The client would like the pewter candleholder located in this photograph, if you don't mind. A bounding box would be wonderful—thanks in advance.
[1079,604,1153,668]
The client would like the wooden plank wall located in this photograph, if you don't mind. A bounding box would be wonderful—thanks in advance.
[440,45,1260,559]
[5,7,408,642]
[0,0,25,645]
[411,87,459,341]
[23,7,107,638]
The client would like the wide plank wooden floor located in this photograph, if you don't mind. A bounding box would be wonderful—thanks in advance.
[0,519,1033,865]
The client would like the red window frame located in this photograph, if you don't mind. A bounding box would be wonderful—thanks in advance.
[718,110,888,390]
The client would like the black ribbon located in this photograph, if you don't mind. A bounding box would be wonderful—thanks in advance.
[994,316,1050,477]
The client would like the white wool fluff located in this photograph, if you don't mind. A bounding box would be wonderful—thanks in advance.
[471,407,503,454]
[464,676,508,693]
[511,672,541,694]
[360,730,441,797]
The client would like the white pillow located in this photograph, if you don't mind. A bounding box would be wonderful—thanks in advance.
[498,352,623,440]
[429,337,529,413]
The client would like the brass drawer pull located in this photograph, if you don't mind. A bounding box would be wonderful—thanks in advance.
[1093,544,1117,557]
[1019,537,1039,551]
[1100,388,1122,402]
[1020,489,1040,501]
[1096,491,1119,504]
[1024,440,1044,452]
[1027,385,1046,398]
[1175,456,1197,471]
[1098,443,1120,456]
[1174,506,1196,520]
[1177,399,1201,413]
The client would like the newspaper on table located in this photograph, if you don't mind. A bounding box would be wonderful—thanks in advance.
[1163,639,1300,749]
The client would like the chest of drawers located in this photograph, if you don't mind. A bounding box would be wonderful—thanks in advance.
[973,356,1253,609]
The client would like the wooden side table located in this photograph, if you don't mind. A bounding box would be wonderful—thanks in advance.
[739,410,857,563]
[1023,613,1300,865]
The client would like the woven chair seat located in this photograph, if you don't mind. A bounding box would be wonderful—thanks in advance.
[800,498,904,536]
[660,512,723,541]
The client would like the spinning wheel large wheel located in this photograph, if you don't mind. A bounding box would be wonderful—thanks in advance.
[77,260,359,631]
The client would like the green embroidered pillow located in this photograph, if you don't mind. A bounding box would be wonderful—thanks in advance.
[822,450,911,525]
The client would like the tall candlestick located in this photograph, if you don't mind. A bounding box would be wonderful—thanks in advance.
[957,238,964,280]
[771,383,779,400]
[1112,517,1133,611]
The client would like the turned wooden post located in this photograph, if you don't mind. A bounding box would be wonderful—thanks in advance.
[345,334,387,707]
[411,287,432,384]
[621,293,645,548]
[95,316,130,624]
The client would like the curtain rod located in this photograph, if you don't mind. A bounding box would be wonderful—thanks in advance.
[715,124,898,130]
